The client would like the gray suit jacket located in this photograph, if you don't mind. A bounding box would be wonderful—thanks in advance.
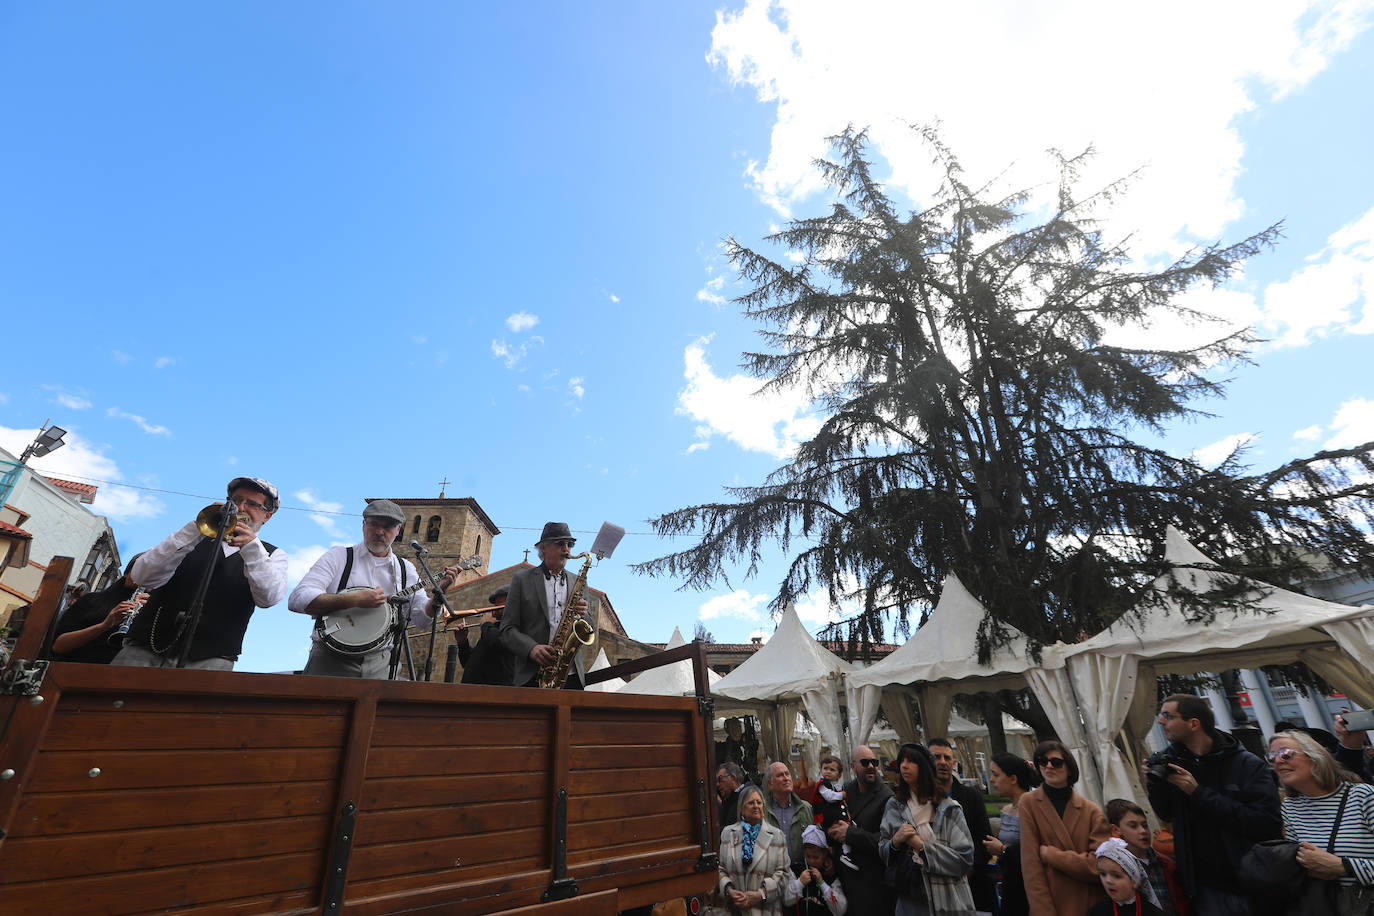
[498,563,587,688]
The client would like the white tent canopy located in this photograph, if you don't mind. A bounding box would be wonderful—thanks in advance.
[712,605,856,763]
[617,627,721,696]
[845,575,1086,787]
[1062,526,1374,807]
[584,648,626,693]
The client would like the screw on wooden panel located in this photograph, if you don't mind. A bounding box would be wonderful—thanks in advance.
[29,695,43,705]
[87,768,101,778]
[1,769,14,781]
[113,700,124,708]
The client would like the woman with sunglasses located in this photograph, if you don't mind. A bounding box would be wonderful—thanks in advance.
[1018,740,1111,916]
[1268,730,1374,913]
[879,742,976,915]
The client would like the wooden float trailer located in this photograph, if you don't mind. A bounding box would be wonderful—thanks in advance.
[0,558,719,914]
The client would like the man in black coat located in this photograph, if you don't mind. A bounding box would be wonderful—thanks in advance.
[931,738,999,914]
[829,744,895,916]
[457,586,514,685]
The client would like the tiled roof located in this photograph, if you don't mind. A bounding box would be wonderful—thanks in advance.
[43,476,98,503]
[0,519,32,539]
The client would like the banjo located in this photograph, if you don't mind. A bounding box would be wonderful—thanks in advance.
[316,554,481,656]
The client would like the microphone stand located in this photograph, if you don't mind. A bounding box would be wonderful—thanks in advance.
[385,603,416,682]
[410,540,454,683]
[175,500,237,669]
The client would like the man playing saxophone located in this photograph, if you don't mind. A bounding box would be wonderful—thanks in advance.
[499,522,590,689]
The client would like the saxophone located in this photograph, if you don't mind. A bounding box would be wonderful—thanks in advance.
[538,551,597,689]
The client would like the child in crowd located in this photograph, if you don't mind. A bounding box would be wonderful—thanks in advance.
[811,755,857,870]
[1090,838,1163,916]
[1105,798,1188,916]
[783,825,848,915]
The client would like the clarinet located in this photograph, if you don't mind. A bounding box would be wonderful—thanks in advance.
[108,588,147,645]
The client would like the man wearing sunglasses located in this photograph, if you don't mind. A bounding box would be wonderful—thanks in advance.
[1144,693,1280,915]
[827,745,895,915]
[500,522,590,688]
[114,477,288,671]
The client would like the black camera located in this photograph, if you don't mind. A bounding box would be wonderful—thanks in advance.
[1145,747,1195,784]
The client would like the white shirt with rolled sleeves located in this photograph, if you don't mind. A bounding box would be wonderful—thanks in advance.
[133,521,288,608]
[287,543,433,642]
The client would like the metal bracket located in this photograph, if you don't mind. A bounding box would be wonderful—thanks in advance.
[1,659,48,696]
[698,695,715,718]
[542,786,579,902]
[695,778,718,871]
[322,801,357,911]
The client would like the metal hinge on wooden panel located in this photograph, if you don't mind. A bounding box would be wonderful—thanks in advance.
[541,786,579,902]
[322,801,357,911]
[1,660,47,696]
[695,778,718,872]
[698,695,714,718]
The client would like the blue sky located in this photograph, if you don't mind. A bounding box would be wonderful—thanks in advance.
[3,1,1373,673]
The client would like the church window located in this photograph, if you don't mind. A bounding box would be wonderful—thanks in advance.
[426,516,441,542]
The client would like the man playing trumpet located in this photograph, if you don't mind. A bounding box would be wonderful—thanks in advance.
[289,499,463,679]
[114,476,288,671]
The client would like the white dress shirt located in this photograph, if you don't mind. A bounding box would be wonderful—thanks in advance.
[288,543,433,641]
[133,521,288,608]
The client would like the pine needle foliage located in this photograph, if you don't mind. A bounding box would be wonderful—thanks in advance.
[635,126,1374,661]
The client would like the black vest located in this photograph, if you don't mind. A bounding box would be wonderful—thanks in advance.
[126,536,277,662]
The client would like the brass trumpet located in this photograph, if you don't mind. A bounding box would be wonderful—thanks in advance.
[195,502,253,539]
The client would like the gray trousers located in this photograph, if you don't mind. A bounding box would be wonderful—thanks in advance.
[303,641,394,679]
[112,644,234,671]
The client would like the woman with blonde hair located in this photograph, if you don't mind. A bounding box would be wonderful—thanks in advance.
[1268,729,1374,913]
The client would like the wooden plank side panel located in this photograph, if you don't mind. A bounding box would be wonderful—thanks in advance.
[361,770,545,812]
[25,745,343,792]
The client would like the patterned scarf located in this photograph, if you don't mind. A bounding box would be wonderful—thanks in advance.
[740,819,761,865]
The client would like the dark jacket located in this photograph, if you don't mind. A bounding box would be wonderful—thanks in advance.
[459,620,514,685]
[841,774,896,916]
[51,580,136,665]
[1144,729,1282,896]
[948,779,999,914]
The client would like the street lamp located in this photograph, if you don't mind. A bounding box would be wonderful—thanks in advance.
[19,423,67,463]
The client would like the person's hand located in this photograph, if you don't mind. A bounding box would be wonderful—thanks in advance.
[983,834,1005,856]
[726,887,750,908]
[101,600,137,629]
[530,644,557,666]
[227,520,258,549]
[1165,763,1198,795]
[1296,841,1346,879]
[1335,708,1367,750]
[351,587,387,609]
[438,565,460,590]
[799,868,813,886]
[570,597,588,616]
[892,823,917,848]
[1039,844,1051,863]
[827,820,849,843]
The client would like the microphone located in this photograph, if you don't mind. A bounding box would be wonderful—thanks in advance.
[410,540,429,556]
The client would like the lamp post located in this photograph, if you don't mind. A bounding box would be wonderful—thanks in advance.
[18,421,67,463]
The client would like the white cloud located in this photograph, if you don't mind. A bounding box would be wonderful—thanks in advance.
[1293,424,1324,442]
[295,489,350,539]
[0,424,164,522]
[709,0,1371,258]
[569,376,585,399]
[287,544,331,589]
[111,350,132,364]
[154,356,175,369]
[1255,205,1374,348]
[792,588,846,628]
[1324,398,1374,449]
[1192,432,1256,467]
[686,441,710,454]
[608,293,621,303]
[44,384,92,409]
[491,335,544,369]
[697,273,727,306]
[700,589,770,621]
[506,311,539,333]
[677,335,821,458]
[106,407,171,436]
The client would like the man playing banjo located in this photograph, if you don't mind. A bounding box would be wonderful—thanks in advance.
[289,499,462,679]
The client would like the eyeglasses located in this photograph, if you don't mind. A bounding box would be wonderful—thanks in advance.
[858,758,880,768]
[548,539,575,548]
[237,496,270,514]
[363,518,399,529]
[1267,748,1305,764]
[1037,757,1067,769]
[1158,711,1184,722]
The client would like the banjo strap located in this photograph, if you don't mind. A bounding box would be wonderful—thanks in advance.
[333,546,407,596]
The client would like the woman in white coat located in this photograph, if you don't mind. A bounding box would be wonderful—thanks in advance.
[718,784,792,914]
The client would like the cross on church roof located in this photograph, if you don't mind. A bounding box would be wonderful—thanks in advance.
[438,476,450,499]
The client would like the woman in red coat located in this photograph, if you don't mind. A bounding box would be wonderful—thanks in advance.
[1019,740,1112,916]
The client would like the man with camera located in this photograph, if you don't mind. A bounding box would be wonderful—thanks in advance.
[1144,693,1281,915]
